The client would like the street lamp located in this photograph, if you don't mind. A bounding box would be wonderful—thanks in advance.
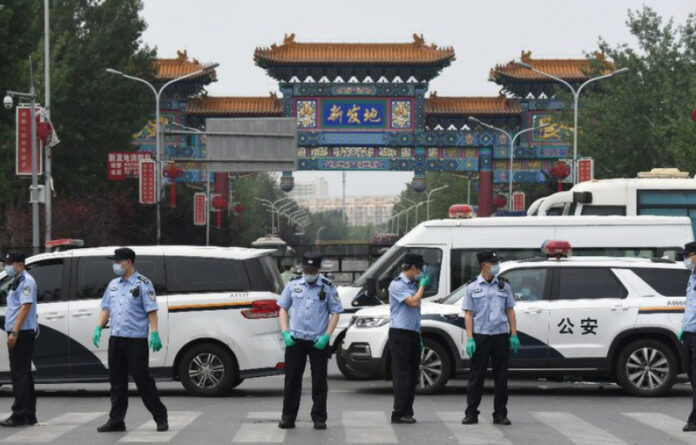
[106,62,219,244]
[400,197,417,231]
[414,200,429,225]
[426,185,448,220]
[469,117,551,210]
[516,62,628,184]
[316,226,326,243]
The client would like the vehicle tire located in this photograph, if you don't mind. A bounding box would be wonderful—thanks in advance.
[416,338,452,395]
[178,343,238,396]
[336,350,374,380]
[615,339,677,397]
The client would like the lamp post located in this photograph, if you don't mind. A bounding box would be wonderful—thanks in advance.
[106,63,219,244]
[4,87,39,254]
[469,117,550,210]
[414,200,429,225]
[516,62,628,184]
[316,226,326,244]
[426,185,448,220]
[400,198,416,232]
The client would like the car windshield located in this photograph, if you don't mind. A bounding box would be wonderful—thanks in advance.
[441,283,469,306]
[352,244,404,286]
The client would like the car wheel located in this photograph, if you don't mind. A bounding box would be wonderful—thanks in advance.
[616,339,677,397]
[336,350,374,380]
[179,343,238,396]
[416,339,452,395]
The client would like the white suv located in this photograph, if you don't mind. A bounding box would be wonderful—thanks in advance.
[0,245,285,396]
[340,250,688,396]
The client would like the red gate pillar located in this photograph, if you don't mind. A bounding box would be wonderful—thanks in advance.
[477,147,493,217]
[214,172,228,202]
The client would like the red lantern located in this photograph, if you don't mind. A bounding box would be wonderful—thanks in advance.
[233,203,245,214]
[163,163,185,207]
[691,108,696,123]
[211,195,228,229]
[549,161,571,192]
[493,194,507,209]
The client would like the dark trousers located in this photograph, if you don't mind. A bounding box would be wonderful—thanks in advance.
[389,328,420,419]
[466,333,510,418]
[8,331,36,421]
[683,332,696,423]
[108,336,167,424]
[282,339,329,423]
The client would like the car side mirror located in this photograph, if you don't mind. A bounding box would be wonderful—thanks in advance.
[366,277,377,299]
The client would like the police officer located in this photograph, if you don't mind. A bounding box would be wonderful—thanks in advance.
[680,241,696,431]
[277,252,343,430]
[0,253,38,427]
[461,250,519,426]
[93,248,168,433]
[388,253,430,424]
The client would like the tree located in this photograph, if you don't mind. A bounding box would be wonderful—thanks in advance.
[563,7,696,178]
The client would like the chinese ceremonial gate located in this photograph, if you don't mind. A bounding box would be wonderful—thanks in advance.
[128,40,601,217]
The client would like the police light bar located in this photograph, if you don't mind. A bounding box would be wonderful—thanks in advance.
[45,239,84,251]
[541,240,572,259]
[448,204,474,219]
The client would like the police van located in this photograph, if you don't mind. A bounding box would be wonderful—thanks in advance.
[0,245,285,396]
[333,215,693,378]
[340,241,689,397]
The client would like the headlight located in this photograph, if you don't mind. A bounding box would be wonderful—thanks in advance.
[354,317,389,328]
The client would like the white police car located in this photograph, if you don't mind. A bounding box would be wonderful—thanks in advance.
[340,241,689,396]
[0,245,285,396]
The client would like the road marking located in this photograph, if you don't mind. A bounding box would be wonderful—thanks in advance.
[232,411,285,443]
[0,412,104,443]
[437,411,512,445]
[624,412,696,444]
[342,411,397,443]
[533,412,627,445]
[119,411,200,443]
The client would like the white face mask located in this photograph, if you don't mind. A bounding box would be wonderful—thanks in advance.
[685,258,695,272]
[304,273,319,284]
[490,264,500,276]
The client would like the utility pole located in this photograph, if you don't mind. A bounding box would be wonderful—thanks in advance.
[44,0,52,247]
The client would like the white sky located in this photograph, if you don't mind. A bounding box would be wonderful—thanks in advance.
[141,0,693,197]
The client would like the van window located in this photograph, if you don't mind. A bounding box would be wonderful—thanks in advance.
[580,205,626,215]
[501,268,550,302]
[374,248,443,301]
[26,260,64,303]
[556,268,627,300]
[638,190,696,238]
[573,248,657,258]
[450,249,537,290]
[75,256,166,300]
[166,256,250,293]
[245,256,283,294]
[630,268,690,297]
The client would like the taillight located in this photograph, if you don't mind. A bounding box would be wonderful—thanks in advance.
[241,299,280,319]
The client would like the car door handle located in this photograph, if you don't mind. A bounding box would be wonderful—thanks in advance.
[71,310,93,318]
[523,308,543,314]
[44,312,65,320]
[610,304,629,311]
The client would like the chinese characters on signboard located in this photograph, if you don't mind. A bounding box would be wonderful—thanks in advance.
[557,317,598,335]
[15,106,43,176]
[193,193,207,226]
[139,159,156,205]
[512,192,526,212]
[295,98,413,130]
[108,151,154,181]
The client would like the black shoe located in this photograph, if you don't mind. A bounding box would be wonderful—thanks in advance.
[461,415,479,425]
[26,416,37,426]
[493,416,511,426]
[96,421,126,432]
[313,421,327,430]
[684,423,696,432]
[278,419,295,429]
[156,421,169,432]
[0,416,28,427]
[391,416,417,424]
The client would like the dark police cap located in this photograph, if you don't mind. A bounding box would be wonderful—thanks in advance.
[477,250,500,264]
[3,252,26,263]
[403,253,424,268]
[684,241,696,256]
[107,247,136,262]
[302,252,322,268]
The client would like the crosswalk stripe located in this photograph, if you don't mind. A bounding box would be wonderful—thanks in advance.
[533,412,627,445]
[342,411,397,443]
[437,411,512,445]
[624,412,696,445]
[119,411,200,443]
[0,412,104,443]
[231,411,285,443]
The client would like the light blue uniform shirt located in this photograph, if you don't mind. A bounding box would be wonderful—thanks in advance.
[462,274,515,335]
[100,272,158,338]
[277,275,343,341]
[5,271,37,332]
[683,272,696,332]
[389,273,421,332]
